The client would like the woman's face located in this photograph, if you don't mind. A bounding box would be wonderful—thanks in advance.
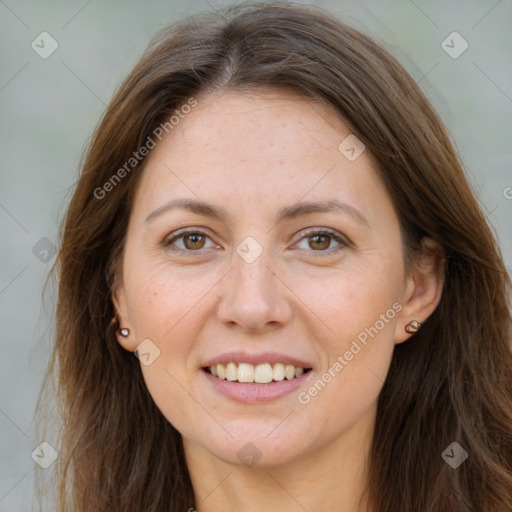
[113,88,429,467]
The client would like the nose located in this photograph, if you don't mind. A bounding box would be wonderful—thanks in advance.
[215,250,293,334]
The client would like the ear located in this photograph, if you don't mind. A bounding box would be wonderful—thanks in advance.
[111,275,137,352]
[394,237,445,344]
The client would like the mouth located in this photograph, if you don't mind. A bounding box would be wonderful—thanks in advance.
[202,362,312,384]
[200,352,314,403]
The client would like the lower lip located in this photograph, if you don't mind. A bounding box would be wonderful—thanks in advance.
[202,369,313,404]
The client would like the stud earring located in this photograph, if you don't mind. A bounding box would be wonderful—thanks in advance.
[405,320,421,333]
[119,328,130,337]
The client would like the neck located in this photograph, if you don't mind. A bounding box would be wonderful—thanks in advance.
[183,406,376,512]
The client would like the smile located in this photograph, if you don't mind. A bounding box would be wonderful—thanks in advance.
[204,362,312,383]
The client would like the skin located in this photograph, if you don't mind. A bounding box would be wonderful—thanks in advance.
[113,87,444,512]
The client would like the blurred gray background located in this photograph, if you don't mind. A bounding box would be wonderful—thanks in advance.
[1,0,511,509]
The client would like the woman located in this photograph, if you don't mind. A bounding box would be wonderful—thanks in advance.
[36,3,512,511]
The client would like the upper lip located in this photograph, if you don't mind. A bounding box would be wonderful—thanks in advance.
[202,351,313,369]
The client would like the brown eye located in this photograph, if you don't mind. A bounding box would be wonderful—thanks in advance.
[294,229,348,257]
[163,230,217,253]
[182,233,206,250]
[308,234,331,251]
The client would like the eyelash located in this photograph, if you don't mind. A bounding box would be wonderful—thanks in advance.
[162,228,348,258]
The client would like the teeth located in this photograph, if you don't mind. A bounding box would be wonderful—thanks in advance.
[225,362,237,381]
[273,363,285,381]
[237,363,254,383]
[208,362,307,383]
[254,363,273,383]
[285,364,295,380]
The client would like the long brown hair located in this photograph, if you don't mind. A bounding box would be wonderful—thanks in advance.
[36,3,512,511]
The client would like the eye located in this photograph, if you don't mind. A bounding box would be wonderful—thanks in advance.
[162,227,349,257]
[163,229,218,253]
[294,229,348,256]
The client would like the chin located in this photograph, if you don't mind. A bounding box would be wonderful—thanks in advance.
[186,418,313,469]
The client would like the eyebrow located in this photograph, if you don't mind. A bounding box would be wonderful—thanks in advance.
[144,198,369,227]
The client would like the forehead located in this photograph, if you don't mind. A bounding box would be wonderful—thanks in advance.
[176,88,350,163]
[131,87,391,225]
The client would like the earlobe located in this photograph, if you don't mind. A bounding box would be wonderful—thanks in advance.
[111,280,136,352]
[394,237,445,344]
[404,320,421,334]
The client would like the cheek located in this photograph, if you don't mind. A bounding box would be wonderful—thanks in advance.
[126,261,214,339]
[124,266,218,434]
[124,261,225,414]
[294,254,403,346]
[290,253,402,410]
